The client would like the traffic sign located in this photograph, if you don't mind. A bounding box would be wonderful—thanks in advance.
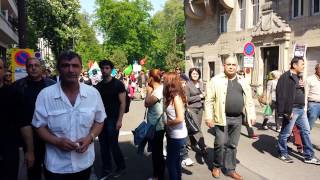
[12,49,34,67]
[243,42,255,56]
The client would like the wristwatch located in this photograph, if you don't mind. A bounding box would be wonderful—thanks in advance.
[90,133,95,143]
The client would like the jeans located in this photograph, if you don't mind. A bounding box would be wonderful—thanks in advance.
[278,108,314,159]
[99,118,125,176]
[213,116,242,173]
[307,102,320,129]
[150,130,165,180]
[44,167,91,180]
[167,137,186,180]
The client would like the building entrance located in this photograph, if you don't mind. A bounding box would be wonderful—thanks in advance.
[262,46,279,87]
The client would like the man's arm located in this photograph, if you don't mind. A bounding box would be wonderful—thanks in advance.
[204,78,215,127]
[276,75,286,117]
[76,122,104,153]
[117,91,126,130]
[20,126,34,168]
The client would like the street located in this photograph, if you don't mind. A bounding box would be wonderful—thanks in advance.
[18,100,320,180]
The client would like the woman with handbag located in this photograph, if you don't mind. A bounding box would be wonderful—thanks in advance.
[144,69,165,180]
[262,71,282,131]
[163,72,188,180]
[185,68,208,155]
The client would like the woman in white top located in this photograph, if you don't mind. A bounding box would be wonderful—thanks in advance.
[163,72,188,180]
[262,70,282,131]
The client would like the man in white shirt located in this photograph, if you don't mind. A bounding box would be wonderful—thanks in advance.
[305,63,320,151]
[32,51,106,180]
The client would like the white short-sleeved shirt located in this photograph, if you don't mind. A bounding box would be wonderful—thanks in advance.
[32,83,106,173]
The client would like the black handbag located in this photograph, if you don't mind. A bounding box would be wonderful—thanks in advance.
[184,109,199,135]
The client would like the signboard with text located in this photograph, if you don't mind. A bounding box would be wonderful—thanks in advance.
[243,56,254,68]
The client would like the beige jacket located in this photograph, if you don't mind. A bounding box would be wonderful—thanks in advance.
[204,73,256,127]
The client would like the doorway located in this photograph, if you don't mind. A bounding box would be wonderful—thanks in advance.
[208,61,215,78]
[262,46,279,87]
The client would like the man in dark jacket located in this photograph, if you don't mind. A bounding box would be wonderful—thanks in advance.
[276,57,319,164]
[14,57,55,180]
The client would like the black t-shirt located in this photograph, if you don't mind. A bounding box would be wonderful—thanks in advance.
[225,78,244,116]
[292,74,305,106]
[23,79,46,124]
[95,78,126,119]
[0,85,23,146]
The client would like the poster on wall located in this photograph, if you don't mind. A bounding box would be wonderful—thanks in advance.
[293,44,307,58]
[11,48,34,81]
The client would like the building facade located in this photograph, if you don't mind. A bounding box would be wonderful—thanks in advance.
[185,0,320,91]
[0,0,18,61]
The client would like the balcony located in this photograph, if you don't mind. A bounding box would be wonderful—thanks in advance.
[0,0,18,17]
[0,10,18,46]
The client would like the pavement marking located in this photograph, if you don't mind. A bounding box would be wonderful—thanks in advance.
[120,130,133,136]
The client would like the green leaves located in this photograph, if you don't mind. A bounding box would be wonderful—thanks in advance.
[26,0,81,57]
[95,0,153,63]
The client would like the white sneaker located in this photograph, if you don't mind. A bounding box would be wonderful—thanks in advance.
[182,158,194,166]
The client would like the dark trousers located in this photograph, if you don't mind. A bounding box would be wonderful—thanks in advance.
[25,134,45,180]
[44,167,91,180]
[150,130,165,180]
[213,116,242,173]
[99,119,125,176]
[167,137,186,180]
[188,107,206,150]
[0,144,19,180]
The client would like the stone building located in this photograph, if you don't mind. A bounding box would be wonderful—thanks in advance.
[0,0,18,61]
[185,0,320,91]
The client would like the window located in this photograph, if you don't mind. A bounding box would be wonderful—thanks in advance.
[236,54,244,70]
[252,0,259,26]
[239,0,246,30]
[292,0,304,18]
[220,13,228,33]
[192,57,203,79]
[312,0,320,14]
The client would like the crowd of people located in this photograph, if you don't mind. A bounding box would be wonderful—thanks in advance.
[0,51,320,180]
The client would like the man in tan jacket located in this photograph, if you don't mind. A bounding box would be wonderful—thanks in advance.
[205,56,256,180]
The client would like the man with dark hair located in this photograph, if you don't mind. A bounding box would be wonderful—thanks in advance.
[32,51,106,180]
[0,60,25,180]
[95,60,126,179]
[13,57,56,180]
[276,57,320,164]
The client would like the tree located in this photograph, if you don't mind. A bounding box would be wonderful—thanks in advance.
[149,0,185,71]
[75,13,105,69]
[95,0,154,63]
[26,0,81,57]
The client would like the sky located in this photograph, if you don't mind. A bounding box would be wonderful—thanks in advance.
[79,0,166,15]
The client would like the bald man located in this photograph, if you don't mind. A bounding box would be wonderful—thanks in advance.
[205,56,256,180]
